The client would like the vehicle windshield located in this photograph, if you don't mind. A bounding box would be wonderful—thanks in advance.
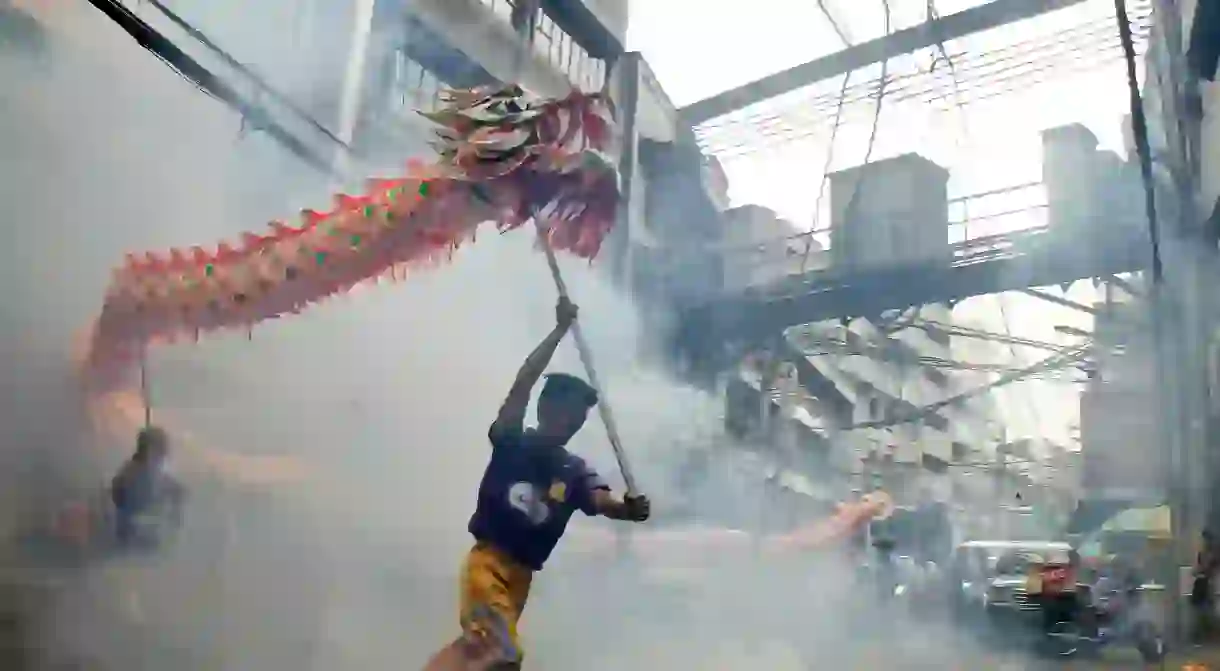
[993,546,1072,574]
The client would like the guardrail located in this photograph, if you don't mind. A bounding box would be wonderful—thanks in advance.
[651,181,1052,296]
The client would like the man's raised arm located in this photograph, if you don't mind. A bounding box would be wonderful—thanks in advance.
[490,298,578,437]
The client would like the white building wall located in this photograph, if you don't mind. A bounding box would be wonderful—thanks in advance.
[720,205,815,289]
[782,307,1003,482]
[1141,0,1218,218]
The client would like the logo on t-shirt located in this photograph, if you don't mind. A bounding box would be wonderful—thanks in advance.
[508,482,550,525]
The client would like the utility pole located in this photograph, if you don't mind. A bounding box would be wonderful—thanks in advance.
[1128,0,1214,641]
[994,443,1009,538]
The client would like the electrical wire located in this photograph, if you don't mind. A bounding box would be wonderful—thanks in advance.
[702,34,1153,158]
[84,0,342,173]
[996,294,1049,429]
[925,0,1049,441]
[816,0,852,47]
[695,2,1153,136]
[792,337,1086,377]
[820,0,888,244]
[142,0,349,150]
[797,72,851,274]
[1113,0,1163,283]
[909,318,1075,352]
[840,345,1093,431]
[799,0,891,335]
[695,8,1155,157]
[795,0,860,274]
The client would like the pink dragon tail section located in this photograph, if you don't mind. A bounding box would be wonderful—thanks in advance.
[83,86,620,390]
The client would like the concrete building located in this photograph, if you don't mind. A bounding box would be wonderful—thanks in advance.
[1078,283,1162,500]
[713,156,1012,506]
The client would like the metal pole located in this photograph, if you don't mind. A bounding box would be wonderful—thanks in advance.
[138,349,152,427]
[1146,0,1211,640]
[1114,0,1199,639]
[511,1,640,494]
[610,52,640,290]
[535,227,638,494]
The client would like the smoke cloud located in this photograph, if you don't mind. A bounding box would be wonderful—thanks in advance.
[0,3,1016,670]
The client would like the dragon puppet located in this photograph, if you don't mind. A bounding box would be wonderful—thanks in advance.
[70,84,617,487]
[81,84,618,392]
[72,79,891,559]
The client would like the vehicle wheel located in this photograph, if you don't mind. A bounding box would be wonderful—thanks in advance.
[1043,620,1080,657]
[1135,624,1166,663]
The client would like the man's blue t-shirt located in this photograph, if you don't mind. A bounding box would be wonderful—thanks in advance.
[468,423,608,570]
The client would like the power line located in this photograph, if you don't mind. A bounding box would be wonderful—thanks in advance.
[840,345,1092,430]
[1113,0,1162,283]
[923,0,1050,442]
[700,31,1152,158]
[793,330,1086,375]
[910,318,1077,352]
[797,0,856,274]
[695,9,1154,157]
[996,293,1048,431]
[797,74,850,273]
[833,0,891,287]
[816,0,852,47]
[696,2,1152,137]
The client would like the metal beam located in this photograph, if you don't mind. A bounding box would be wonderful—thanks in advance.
[817,0,858,47]
[85,0,346,174]
[541,0,624,60]
[679,0,1088,125]
[1017,288,1097,314]
[1104,274,1145,297]
[680,229,1148,344]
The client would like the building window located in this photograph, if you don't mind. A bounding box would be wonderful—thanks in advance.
[922,453,950,474]
[925,367,949,386]
[483,0,514,23]
[927,327,951,347]
[951,441,969,462]
[554,30,569,76]
[924,412,949,432]
[532,14,554,62]
[390,49,442,114]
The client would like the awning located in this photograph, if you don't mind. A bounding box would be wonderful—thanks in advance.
[1066,498,1165,536]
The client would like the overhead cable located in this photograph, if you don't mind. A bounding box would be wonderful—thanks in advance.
[1112,0,1163,283]
[696,2,1152,136]
[696,8,1154,157]
[796,0,856,274]
[840,345,1092,430]
[701,34,1152,158]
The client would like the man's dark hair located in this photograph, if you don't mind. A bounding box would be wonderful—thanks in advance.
[539,373,598,408]
[134,426,168,459]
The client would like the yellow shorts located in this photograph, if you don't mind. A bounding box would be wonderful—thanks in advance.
[459,542,534,663]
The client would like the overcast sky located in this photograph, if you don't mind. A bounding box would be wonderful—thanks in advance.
[628,0,1147,446]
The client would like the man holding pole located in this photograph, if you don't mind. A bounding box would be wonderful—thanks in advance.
[424,297,651,671]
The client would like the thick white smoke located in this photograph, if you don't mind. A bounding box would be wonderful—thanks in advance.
[0,3,1015,670]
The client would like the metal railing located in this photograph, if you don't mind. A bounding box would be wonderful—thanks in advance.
[651,181,1053,294]
[474,0,609,92]
[388,49,447,115]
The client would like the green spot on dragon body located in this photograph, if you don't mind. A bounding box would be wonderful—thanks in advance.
[204,264,214,276]
[350,235,361,247]
[418,182,429,196]
[316,251,327,265]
